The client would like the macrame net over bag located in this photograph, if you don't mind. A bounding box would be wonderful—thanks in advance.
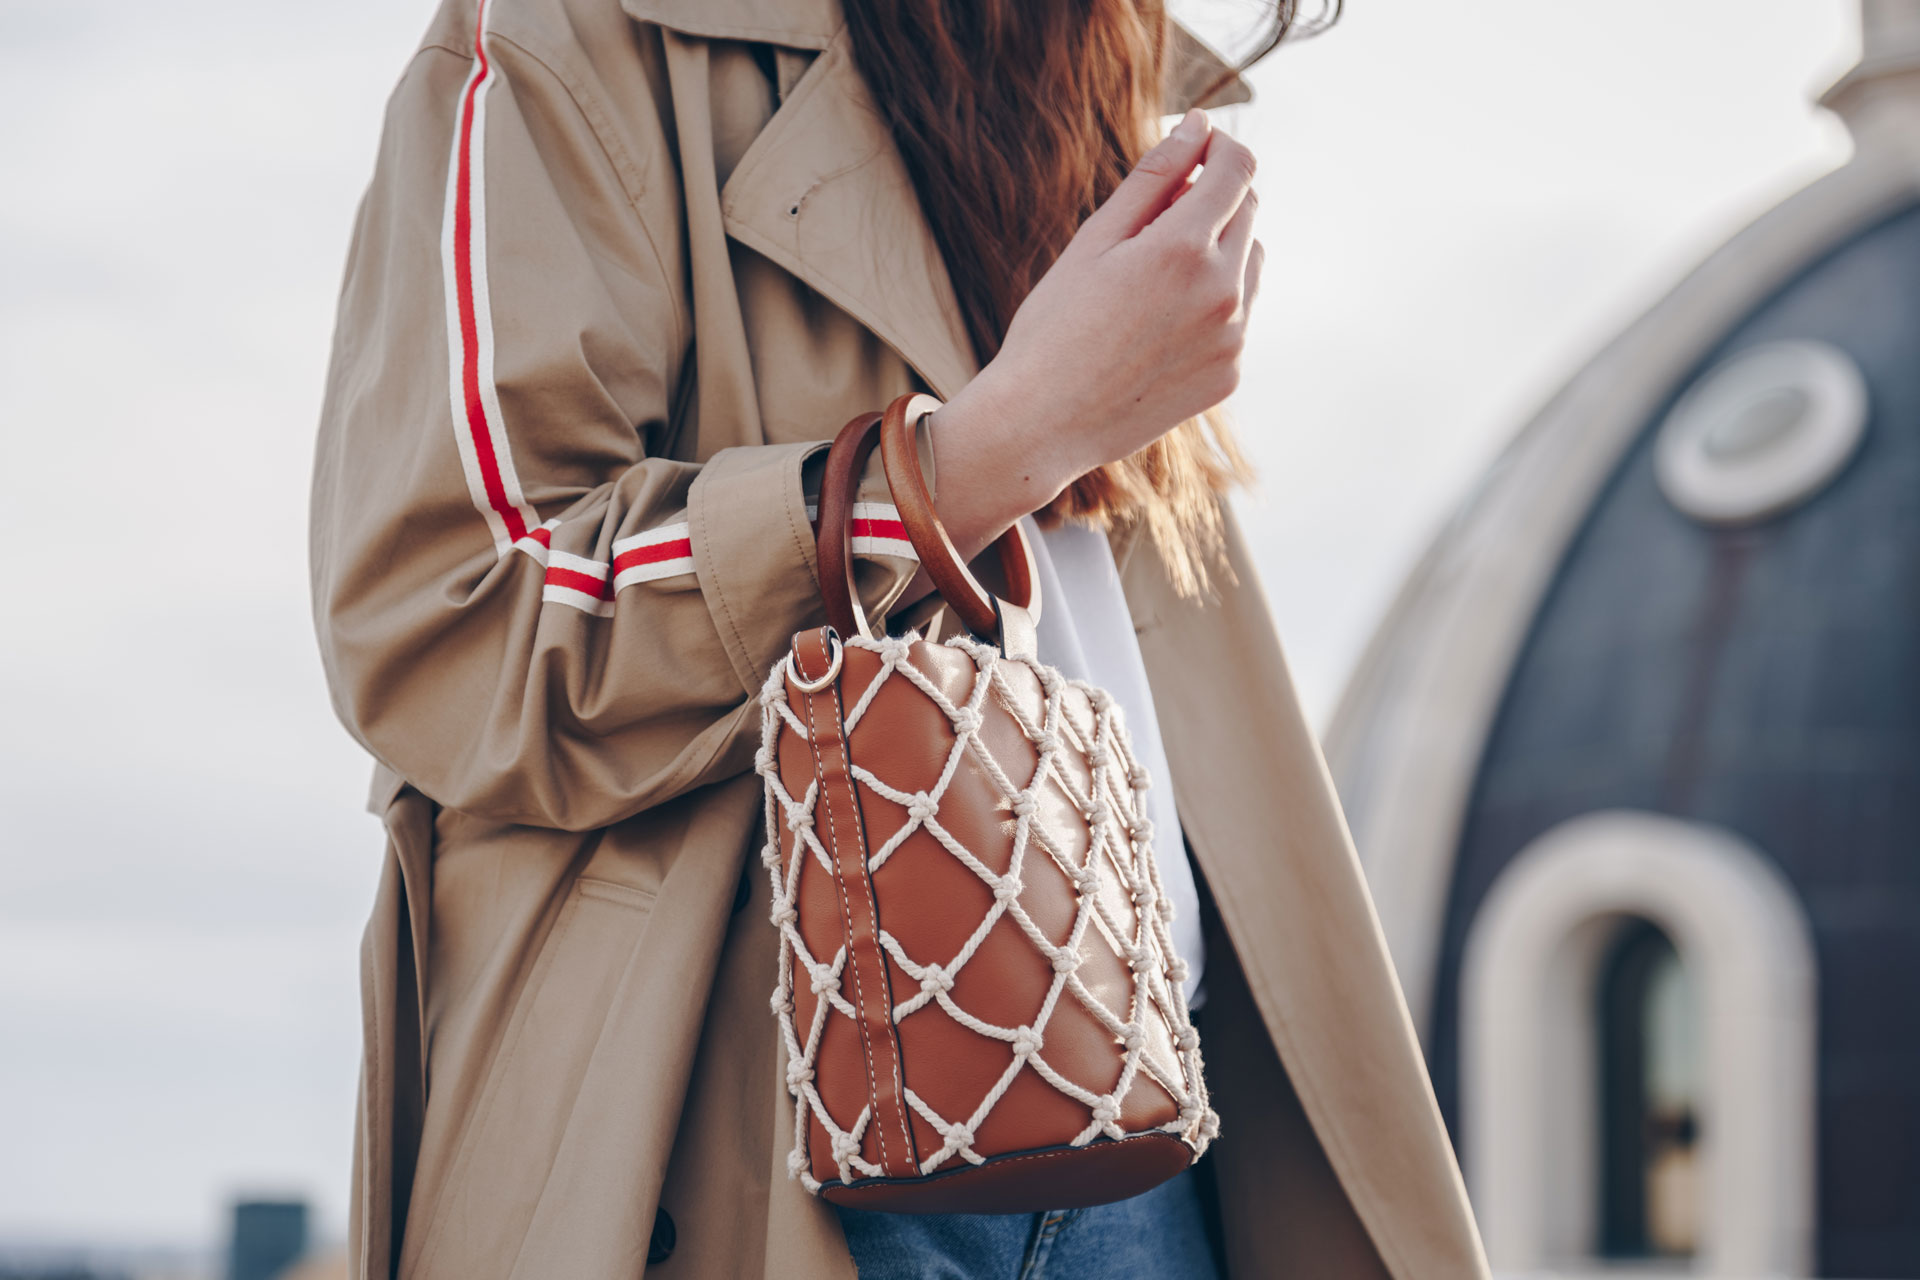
[753,398,1216,1215]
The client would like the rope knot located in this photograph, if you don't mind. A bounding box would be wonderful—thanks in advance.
[771,904,798,927]
[1129,817,1154,845]
[906,791,938,823]
[1121,1023,1146,1053]
[951,707,984,737]
[1011,792,1039,819]
[1129,764,1152,791]
[1072,863,1102,896]
[770,992,793,1017]
[993,874,1021,905]
[919,966,953,996]
[809,970,837,996]
[1091,1097,1120,1125]
[1033,731,1062,757]
[1176,1026,1201,1053]
[785,808,813,832]
[1011,1027,1042,1058]
[1127,947,1156,976]
[830,1131,862,1164]
[943,1123,972,1151]
[1051,949,1081,975]
[753,745,775,774]
[1086,799,1112,829]
[786,1062,814,1088]
[1167,957,1190,984]
[786,1147,808,1177]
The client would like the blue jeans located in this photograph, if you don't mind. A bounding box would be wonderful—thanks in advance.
[835,1169,1221,1280]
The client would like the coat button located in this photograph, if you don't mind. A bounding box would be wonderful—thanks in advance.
[648,1206,676,1263]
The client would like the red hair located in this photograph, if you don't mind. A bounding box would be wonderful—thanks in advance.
[845,2,1322,590]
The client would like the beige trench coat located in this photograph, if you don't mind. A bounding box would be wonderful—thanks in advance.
[311,0,1488,1275]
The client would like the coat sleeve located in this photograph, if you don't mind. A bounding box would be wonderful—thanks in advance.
[311,38,923,832]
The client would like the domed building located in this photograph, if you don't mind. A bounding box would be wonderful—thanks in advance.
[1324,4,1920,1276]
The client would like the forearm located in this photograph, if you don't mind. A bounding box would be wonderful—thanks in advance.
[919,365,1082,563]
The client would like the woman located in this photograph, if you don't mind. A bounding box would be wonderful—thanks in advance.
[312,0,1488,1276]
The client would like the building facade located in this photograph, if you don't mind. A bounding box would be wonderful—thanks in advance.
[1325,5,1920,1275]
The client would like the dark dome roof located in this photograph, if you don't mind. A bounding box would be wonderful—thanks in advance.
[1428,201,1920,1276]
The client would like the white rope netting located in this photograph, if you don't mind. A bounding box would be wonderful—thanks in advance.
[756,631,1217,1191]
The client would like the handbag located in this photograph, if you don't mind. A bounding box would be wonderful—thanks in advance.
[754,392,1217,1214]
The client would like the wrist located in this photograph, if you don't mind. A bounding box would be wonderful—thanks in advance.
[935,366,1079,523]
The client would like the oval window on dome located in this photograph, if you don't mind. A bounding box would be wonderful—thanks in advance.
[1654,340,1868,526]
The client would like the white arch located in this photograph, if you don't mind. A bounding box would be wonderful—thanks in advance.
[1461,811,1817,1276]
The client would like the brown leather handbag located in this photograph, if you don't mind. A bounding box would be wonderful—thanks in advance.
[754,393,1216,1214]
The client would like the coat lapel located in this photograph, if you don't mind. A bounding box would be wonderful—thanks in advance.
[719,31,981,399]
[625,0,1249,401]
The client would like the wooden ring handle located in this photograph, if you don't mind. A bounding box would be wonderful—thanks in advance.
[815,411,884,640]
[878,393,1038,639]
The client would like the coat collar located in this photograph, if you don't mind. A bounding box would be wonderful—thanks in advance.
[623,0,841,50]
[623,0,1254,110]
[627,0,1249,402]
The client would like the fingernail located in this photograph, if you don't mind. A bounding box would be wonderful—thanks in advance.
[1172,108,1205,142]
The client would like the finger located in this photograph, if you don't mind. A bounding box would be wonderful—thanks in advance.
[1078,108,1212,247]
[1242,238,1266,316]
[1155,130,1257,243]
[1218,184,1258,278]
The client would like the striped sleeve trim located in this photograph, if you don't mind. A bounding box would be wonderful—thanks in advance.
[805,503,917,560]
[612,523,697,589]
[436,6,923,619]
[441,0,540,554]
[504,505,919,617]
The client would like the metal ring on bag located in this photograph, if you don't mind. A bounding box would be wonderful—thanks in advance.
[786,633,844,693]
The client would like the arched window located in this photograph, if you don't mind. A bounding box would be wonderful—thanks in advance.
[1460,811,1815,1276]
[1597,920,1700,1260]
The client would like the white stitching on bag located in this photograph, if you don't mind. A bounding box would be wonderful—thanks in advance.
[798,638,893,1177]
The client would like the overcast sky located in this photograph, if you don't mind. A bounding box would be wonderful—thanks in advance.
[0,0,1856,1252]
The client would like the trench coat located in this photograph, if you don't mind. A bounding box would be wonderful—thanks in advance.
[310,0,1490,1275]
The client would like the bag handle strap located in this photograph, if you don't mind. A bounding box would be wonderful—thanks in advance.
[813,394,1041,652]
[816,411,885,640]
[878,393,1040,643]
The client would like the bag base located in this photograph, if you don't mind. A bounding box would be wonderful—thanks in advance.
[817,1131,1193,1215]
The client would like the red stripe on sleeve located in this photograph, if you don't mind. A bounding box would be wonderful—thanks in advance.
[545,565,613,599]
[612,538,695,574]
[451,0,528,545]
[850,518,910,542]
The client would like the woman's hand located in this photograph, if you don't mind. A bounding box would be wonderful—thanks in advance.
[927,108,1264,557]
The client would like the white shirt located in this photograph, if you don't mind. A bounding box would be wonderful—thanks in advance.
[1027,519,1206,1009]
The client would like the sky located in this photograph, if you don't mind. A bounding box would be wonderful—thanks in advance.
[0,0,1857,1253]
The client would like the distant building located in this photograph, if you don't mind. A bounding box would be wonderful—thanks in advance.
[1326,3,1920,1277]
[225,1203,306,1280]
[0,1264,112,1280]
[0,1244,206,1280]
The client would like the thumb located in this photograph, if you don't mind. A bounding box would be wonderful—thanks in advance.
[1078,109,1211,248]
